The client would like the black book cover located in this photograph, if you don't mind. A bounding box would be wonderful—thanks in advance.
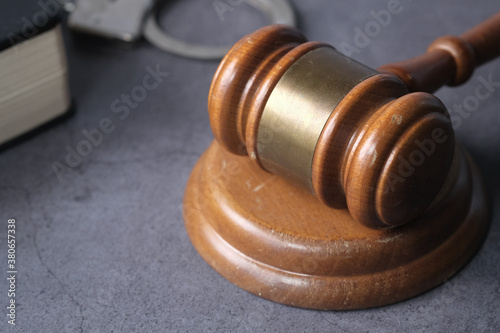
[0,0,63,51]
[0,0,72,152]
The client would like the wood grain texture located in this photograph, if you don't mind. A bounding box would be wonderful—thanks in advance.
[461,12,500,65]
[208,25,307,156]
[187,14,499,309]
[208,25,459,229]
[378,12,500,91]
[343,91,455,228]
[312,74,408,209]
[311,74,455,229]
[183,141,489,310]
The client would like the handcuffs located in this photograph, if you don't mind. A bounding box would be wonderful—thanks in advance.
[66,0,296,60]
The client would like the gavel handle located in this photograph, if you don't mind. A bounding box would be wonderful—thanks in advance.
[378,12,500,93]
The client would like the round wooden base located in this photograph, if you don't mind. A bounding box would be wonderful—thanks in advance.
[183,141,489,310]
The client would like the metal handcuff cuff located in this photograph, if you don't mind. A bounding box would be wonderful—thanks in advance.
[67,0,296,60]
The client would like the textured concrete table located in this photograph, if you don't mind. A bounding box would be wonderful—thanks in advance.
[1,1,499,332]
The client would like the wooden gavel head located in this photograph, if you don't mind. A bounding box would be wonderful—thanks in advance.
[208,25,456,229]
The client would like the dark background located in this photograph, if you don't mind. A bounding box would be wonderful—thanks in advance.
[1,0,499,332]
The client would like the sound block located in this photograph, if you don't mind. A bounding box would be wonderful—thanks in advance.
[183,141,489,310]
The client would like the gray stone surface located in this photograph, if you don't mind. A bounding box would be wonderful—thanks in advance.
[1,0,499,332]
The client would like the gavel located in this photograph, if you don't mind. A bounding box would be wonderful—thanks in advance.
[207,13,500,229]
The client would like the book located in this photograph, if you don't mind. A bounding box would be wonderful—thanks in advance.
[0,0,71,148]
